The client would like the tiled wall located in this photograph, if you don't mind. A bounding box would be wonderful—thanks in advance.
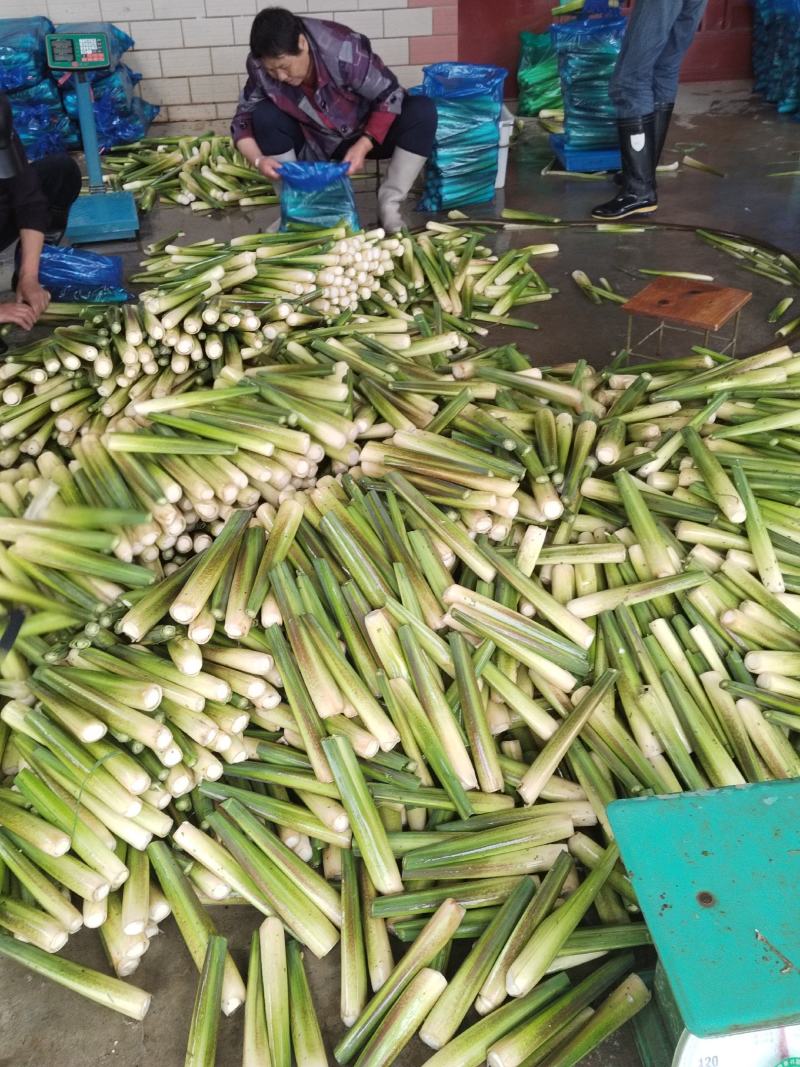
[17,0,460,123]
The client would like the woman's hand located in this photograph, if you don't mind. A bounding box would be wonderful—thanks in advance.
[256,156,284,181]
[0,302,37,330]
[16,274,50,319]
[343,136,373,176]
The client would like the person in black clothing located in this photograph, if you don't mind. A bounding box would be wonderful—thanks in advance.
[0,92,81,333]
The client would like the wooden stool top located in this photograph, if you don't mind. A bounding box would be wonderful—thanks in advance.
[622,276,752,333]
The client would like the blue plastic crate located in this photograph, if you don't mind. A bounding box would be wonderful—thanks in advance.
[549,132,620,172]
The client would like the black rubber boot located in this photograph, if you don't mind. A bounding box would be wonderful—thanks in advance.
[612,102,674,185]
[592,114,657,220]
[653,102,674,166]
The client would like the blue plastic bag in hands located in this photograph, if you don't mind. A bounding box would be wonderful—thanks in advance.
[33,245,131,303]
[278,161,360,231]
[0,17,54,92]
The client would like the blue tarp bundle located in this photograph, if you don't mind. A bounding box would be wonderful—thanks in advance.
[752,0,800,115]
[552,14,626,150]
[417,63,507,211]
[0,16,52,91]
[0,17,159,159]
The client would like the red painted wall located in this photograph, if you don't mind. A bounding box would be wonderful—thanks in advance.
[458,0,754,98]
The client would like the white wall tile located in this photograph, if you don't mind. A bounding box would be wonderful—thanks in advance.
[168,103,220,121]
[371,37,409,66]
[182,17,235,47]
[391,63,424,87]
[100,0,154,20]
[190,74,240,102]
[326,0,361,10]
[159,47,212,77]
[153,0,196,15]
[211,45,249,75]
[304,12,333,22]
[359,0,407,8]
[330,9,383,35]
[233,16,253,44]
[143,76,192,104]
[2,0,37,15]
[383,7,431,36]
[204,0,256,15]
[127,19,184,48]
[126,49,163,77]
[47,0,103,21]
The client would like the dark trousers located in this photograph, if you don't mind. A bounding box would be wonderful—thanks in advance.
[251,94,437,161]
[610,0,708,117]
[0,154,82,253]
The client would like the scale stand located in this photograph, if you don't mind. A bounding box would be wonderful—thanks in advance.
[45,31,138,244]
[609,780,800,1067]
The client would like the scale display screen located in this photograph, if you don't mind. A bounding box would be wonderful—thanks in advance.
[45,33,111,70]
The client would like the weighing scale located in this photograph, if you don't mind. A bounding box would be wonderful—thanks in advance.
[45,31,138,243]
[609,781,800,1067]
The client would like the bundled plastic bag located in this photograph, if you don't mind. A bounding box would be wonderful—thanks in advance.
[417,62,507,211]
[53,22,134,81]
[0,17,54,92]
[752,0,800,115]
[278,161,359,231]
[62,64,141,120]
[8,101,72,160]
[7,76,61,108]
[33,245,130,302]
[517,32,562,116]
[95,96,159,149]
[551,14,626,150]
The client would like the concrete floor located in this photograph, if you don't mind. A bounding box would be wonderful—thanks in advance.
[1,81,799,1065]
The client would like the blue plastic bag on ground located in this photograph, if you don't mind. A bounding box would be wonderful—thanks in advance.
[62,64,141,120]
[8,101,71,160]
[752,0,800,114]
[7,76,61,108]
[417,63,508,211]
[60,63,159,150]
[32,245,130,302]
[552,14,626,149]
[278,161,359,231]
[0,17,54,92]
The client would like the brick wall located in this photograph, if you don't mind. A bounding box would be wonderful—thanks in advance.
[14,0,461,123]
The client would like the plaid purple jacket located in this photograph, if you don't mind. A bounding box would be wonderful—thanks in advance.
[231,17,405,160]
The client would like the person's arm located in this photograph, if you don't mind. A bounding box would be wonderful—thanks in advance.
[5,132,50,320]
[15,227,49,318]
[341,34,404,175]
[231,59,284,181]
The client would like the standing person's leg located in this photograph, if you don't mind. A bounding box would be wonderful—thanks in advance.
[593,0,685,220]
[368,95,437,232]
[651,0,708,162]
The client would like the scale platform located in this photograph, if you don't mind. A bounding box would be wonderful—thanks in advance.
[65,190,139,244]
[609,780,800,1040]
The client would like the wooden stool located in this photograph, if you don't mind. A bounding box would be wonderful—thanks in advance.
[622,276,752,358]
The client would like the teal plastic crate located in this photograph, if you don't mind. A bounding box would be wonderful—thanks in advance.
[549,132,620,172]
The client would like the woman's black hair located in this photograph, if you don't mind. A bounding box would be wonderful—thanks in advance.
[250,8,305,58]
